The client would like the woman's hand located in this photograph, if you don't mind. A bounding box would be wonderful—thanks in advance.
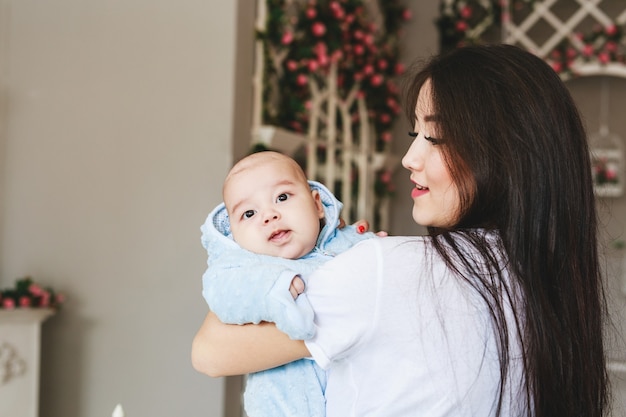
[191,311,310,377]
[352,219,388,237]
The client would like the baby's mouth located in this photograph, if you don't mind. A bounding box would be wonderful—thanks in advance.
[269,230,289,241]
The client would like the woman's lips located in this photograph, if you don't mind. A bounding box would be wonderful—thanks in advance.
[411,185,429,198]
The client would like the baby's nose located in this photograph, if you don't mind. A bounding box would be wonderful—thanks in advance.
[263,211,279,223]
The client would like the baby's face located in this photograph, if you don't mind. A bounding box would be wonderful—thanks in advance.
[224,159,325,259]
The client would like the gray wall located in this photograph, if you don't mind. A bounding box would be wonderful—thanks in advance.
[569,76,626,417]
[0,0,237,416]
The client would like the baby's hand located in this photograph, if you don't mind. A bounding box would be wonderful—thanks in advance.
[289,276,305,300]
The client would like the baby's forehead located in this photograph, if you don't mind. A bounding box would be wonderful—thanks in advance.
[226,155,306,185]
[223,156,309,206]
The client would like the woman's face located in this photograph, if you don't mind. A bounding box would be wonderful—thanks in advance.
[401,79,461,228]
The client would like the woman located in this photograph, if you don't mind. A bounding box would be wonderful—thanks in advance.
[192,44,609,416]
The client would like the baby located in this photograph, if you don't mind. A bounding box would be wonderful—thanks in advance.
[200,151,375,417]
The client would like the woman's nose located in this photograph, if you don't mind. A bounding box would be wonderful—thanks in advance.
[402,137,424,172]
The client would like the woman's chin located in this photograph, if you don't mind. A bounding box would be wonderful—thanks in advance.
[411,208,427,227]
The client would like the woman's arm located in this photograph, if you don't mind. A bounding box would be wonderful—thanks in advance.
[191,311,310,377]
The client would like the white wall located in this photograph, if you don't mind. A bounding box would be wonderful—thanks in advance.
[0,1,237,416]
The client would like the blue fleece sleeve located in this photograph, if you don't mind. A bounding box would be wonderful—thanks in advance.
[202,248,316,340]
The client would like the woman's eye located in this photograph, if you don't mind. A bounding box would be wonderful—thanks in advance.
[425,136,443,145]
[408,131,443,145]
[277,193,289,202]
[242,210,255,219]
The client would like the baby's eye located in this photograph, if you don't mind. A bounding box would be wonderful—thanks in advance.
[242,210,256,219]
[276,193,289,202]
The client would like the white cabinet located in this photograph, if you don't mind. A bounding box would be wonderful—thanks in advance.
[0,309,54,417]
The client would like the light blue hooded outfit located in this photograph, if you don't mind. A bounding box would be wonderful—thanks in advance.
[200,180,374,417]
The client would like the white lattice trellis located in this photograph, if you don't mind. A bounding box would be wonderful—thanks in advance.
[300,59,397,229]
[503,0,626,78]
[251,0,399,230]
[440,0,498,42]
[503,0,626,197]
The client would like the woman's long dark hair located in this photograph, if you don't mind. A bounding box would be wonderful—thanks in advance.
[404,44,609,416]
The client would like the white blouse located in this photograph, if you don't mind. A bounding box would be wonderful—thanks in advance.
[305,236,526,417]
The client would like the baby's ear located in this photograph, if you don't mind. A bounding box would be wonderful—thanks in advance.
[311,190,325,219]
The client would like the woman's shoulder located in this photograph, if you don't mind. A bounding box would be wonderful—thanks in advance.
[321,235,436,276]
[352,235,429,250]
[350,235,433,258]
[348,230,499,256]
[326,230,501,278]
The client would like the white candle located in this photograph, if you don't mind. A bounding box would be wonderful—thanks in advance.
[112,404,125,417]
